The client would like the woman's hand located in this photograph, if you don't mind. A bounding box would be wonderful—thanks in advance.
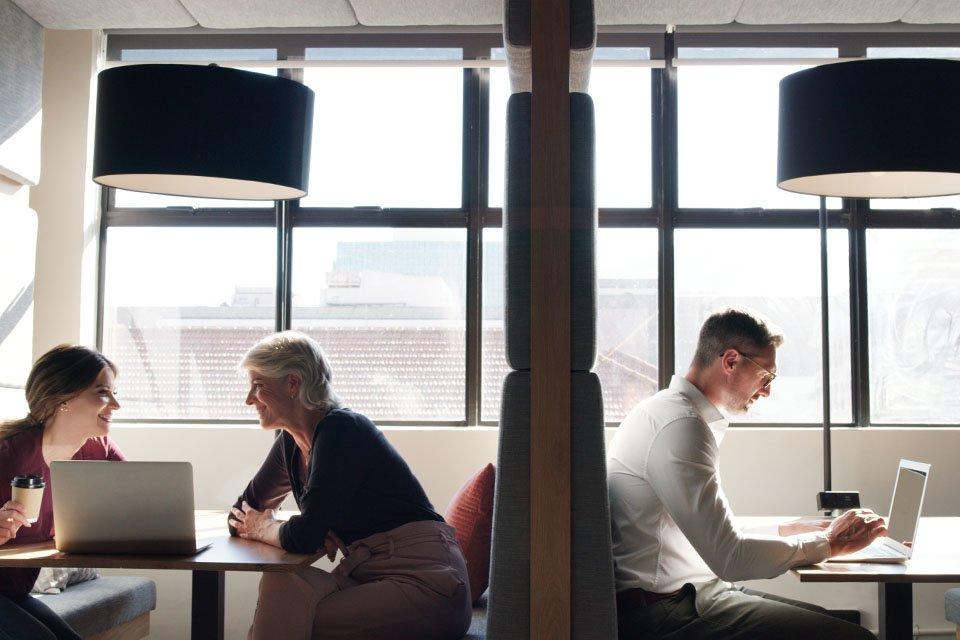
[229,501,281,547]
[0,500,31,545]
[323,530,348,562]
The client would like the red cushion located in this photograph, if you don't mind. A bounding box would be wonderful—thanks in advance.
[444,463,495,604]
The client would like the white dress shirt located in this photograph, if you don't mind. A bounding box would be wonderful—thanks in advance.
[607,375,831,593]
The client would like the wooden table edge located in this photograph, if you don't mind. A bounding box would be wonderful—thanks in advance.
[792,566,960,583]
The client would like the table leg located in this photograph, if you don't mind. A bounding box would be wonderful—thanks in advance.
[878,583,912,640]
[192,570,225,640]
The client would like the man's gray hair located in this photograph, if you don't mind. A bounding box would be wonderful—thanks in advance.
[241,331,342,412]
[691,307,785,369]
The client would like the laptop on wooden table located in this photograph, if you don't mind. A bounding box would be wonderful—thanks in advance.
[827,459,931,564]
[51,461,211,555]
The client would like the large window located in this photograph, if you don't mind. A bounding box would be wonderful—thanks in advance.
[101,227,276,420]
[300,61,463,208]
[291,228,466,422]
[868,230,960,424]
[674,229,851,424]
[99,32,960,427]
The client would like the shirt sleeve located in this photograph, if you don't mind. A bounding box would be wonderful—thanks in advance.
[103,436,126,461]
[645,418,830,582]
[229,435,291,537]
[279,421,369,554]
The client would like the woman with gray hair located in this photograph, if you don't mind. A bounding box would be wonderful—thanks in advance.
[228,331,471,640]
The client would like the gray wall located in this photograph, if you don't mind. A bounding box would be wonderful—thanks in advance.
[0,0,42,146]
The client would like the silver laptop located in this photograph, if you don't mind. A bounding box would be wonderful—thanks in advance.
[51,461,210,555]
[828,459,931,564]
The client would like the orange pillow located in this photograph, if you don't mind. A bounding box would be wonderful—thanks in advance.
[444,463,496,604]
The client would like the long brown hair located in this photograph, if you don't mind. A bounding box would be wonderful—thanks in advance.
[0,345,118,442]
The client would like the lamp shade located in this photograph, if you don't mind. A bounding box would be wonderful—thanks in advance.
[778,58,960,198]
[93,64,314,200]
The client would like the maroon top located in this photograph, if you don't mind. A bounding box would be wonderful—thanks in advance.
[0,427,124,597]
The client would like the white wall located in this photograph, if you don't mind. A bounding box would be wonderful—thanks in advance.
[29,27,960,640]
[29,29,101,355]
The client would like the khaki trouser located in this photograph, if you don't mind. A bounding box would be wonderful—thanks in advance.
[617,578,876,640]
[249,520,472,640]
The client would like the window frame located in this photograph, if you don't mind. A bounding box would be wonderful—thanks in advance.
[98,29,960,428]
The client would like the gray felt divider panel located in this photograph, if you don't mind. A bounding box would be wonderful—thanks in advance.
[504,0,595,93]
[486,371,617,640]
[503,91,597,373]
[0,0,41,146]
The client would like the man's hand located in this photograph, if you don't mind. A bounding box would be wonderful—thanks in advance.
[825,509,887,557]
[779,518,832,537]
[229,501,280,545]
[0,500,30,545]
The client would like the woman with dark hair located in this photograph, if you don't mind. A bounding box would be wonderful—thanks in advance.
[0,345,125,640]
[229,331,471,640]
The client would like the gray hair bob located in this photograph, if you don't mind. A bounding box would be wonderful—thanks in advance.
[241,331,342,413]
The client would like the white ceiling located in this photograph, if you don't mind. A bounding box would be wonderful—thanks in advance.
[11,0,960,29]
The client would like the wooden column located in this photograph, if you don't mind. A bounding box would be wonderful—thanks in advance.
[530,1,571,639]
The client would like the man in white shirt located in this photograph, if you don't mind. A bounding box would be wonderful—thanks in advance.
[608,308,885,639]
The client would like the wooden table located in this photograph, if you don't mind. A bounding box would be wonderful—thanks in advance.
[744,516,960,640]
[0,510,323,640]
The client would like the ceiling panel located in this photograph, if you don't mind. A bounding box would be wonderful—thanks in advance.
[597,0,741,25]
[12,0,196,29]
[179,0,356,29]
[901,0,960,24]
[737,0,915,24]
[349,0,500,26]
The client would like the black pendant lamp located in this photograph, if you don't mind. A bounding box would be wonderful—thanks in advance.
[93,64,314,200]
[778,58,960,198]
[777,58,960,511]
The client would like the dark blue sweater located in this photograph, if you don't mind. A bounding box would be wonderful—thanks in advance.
[232,408,443,554]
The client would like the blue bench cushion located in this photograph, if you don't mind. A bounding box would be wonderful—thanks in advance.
[463,595,488,639]
[947,587,960,623]
[34,576,156,638]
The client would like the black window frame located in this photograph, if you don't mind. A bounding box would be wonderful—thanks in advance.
[97,29,960,428]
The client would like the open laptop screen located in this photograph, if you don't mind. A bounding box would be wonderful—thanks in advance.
[887,464,927,546]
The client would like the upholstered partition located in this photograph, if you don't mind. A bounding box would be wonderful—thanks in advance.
[487,372,616,639]
[487,1,616,637]
[503,91,597,372]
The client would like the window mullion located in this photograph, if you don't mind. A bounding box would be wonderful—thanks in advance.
[657,33,678,389]
[464,52,485,426]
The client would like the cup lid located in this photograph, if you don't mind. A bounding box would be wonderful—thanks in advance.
[11,475,45,488]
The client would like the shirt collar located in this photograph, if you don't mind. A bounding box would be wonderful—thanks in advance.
[668,375,727,434]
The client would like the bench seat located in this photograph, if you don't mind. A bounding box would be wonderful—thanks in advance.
[33,576,156,640]
[463,595,487,639]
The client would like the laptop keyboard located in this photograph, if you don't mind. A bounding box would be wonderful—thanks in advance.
[846,542,903,559]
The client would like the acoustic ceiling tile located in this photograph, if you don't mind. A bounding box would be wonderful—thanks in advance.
[349,0,501,26]
[901,0,960,24]
[11,0,196,29]
[736,0,915,24]
[179,0,357,29]
[597,0,741,25]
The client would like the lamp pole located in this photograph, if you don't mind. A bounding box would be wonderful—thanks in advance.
[819,196,832,497]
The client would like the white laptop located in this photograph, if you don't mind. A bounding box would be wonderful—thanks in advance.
[828,459,931,564]
[51,461,211,555]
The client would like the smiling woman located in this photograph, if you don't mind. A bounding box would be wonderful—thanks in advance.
[228,331,472,640]
[0,345,125,640]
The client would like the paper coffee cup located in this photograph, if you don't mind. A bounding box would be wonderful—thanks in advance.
[10,475,45,524]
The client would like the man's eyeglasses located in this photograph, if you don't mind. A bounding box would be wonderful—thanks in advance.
[727,351,777,389]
